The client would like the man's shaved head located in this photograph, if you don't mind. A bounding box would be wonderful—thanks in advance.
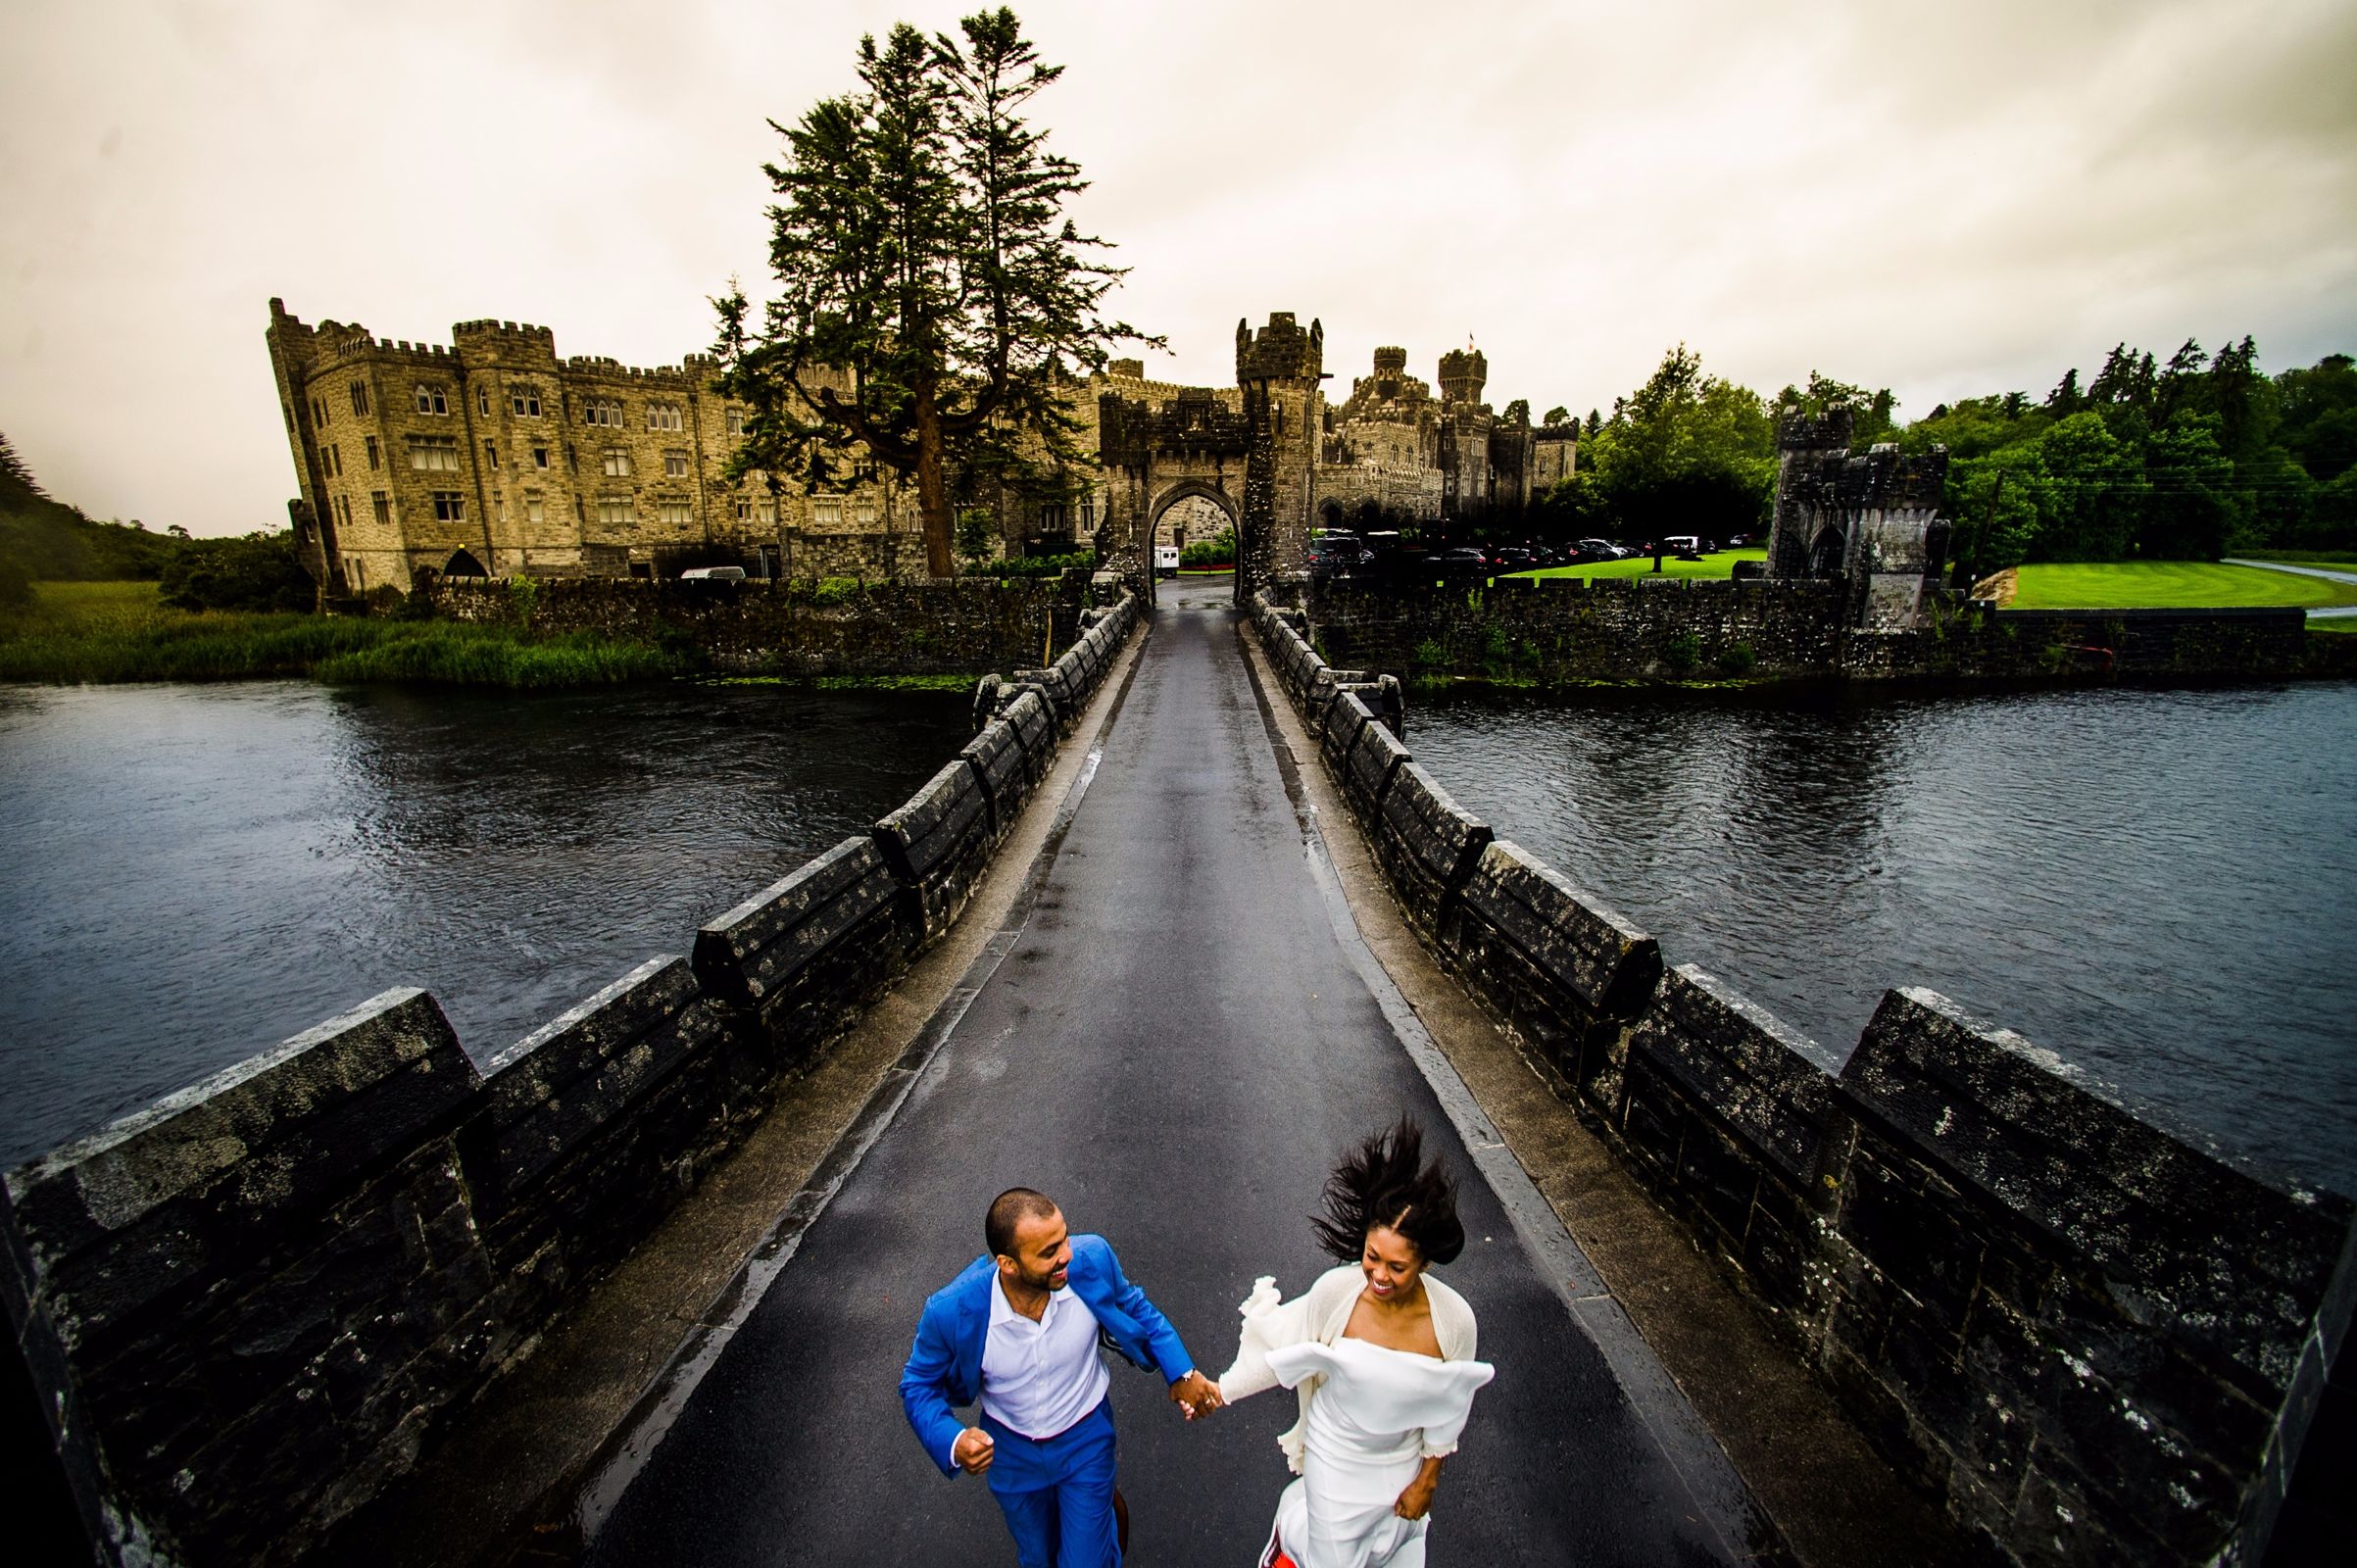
[986,1188,1059,1260]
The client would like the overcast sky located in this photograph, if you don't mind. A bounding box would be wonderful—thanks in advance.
[4,0,2353,537]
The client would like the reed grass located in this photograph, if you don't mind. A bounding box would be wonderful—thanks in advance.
[0,581,685,687]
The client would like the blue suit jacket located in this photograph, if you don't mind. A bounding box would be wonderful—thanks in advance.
[900,1234,1197,1477]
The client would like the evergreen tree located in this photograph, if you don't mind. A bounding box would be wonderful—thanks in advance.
[1543,405,1569,427]
[2045,368,2084,416]
[713,9,1153,577]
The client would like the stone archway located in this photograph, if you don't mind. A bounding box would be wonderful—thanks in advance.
[1147,480,1241,560]
[1807,527,1846,577]
[443,548,489,578]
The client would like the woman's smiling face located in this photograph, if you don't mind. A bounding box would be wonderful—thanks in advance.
[1360,1224,1426,1301]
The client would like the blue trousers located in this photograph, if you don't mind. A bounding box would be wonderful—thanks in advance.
[983,1397,1119,1568]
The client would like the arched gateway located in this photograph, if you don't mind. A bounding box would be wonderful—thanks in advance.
[1090,314,1327,605]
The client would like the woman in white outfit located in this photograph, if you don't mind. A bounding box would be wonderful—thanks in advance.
[1216,1120,1495,1568]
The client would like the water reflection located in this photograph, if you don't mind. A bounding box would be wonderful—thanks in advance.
[1413,682,2357,1194]
[0,680,970,1168]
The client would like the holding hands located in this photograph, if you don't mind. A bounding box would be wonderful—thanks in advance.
[1168,1368,1224,1421]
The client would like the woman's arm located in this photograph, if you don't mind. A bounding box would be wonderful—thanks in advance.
[1394,1455,1446,1520]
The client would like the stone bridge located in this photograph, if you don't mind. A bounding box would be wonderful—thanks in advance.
[5,582,2351,1568]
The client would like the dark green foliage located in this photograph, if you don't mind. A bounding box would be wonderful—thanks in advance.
[955,506,997,567]
[0,557,31,608]
[1179,526,1235,568]
[1545,345,1774,543]
[712,8,1153,577]
[158,531,316,612]
[1716,642,1756,677]
[1661,632,1701,674]
[963,549,1093,578]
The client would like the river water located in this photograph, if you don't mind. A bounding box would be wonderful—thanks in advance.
[1410,679,2357,1196]
[0,680,969,1170]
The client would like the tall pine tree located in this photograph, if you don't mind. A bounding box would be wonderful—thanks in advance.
[713,9,1152,577]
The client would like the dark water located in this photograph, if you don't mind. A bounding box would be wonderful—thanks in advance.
[1410,680,2357,1197]
[0,680,969,1169]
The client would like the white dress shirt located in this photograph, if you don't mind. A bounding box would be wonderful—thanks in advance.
[981,1277,1110,1440]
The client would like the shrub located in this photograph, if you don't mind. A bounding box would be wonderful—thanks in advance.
[811,576,863,606]
[1180,526,1236,568]
[0,556,30,609]
[158,530,316,612]
[1411,637,1447,669]
[1662,632,1702,674]
[1715,641,1756,676]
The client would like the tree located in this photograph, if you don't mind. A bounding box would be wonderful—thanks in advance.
[955,505,997,569]
[1543,405,1569,427]
[1500,398,1531,426]
[713,8,1152,577]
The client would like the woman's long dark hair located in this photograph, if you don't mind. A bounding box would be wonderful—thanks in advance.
[1311,1117,1464,1267]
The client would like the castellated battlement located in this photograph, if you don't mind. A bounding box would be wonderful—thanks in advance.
[1235,311,1324,386]
[1778,409,1854,452]
[1371,346,1407,374]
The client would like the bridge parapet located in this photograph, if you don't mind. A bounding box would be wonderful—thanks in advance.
[1246,590,2356,1568]
[4,593,1148,1568]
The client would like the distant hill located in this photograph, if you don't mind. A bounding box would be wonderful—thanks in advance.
[0,429,183,581]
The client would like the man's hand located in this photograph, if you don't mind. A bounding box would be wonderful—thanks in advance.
[1394,1457,1443,1519]
[953,1427,995,1475]
[1168,1370,1224,1421]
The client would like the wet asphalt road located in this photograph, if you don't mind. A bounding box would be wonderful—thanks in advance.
[586,577,1766,1566]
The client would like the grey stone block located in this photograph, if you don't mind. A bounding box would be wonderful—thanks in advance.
[1370,762,1493,941]
[873,759,995,941]
[1341,708,1408,820]
[959,716,1029,840]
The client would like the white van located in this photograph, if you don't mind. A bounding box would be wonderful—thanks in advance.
[1154,545,1180,577]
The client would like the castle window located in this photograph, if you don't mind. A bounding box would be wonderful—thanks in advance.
[365,435,380,469]
[1038,503,1067,532]
[334,495,353,529]
[477,385,491,417]
[736,498,751,521]
[371,491,391,524]
[510,385,543,416]
[1080,496,1097,530]
[525,491,545,524]
[431,491,465,521]
[646,403,683,432]
[311,395,330,429]
[407,435,463,471]
[602,448,631,478]
[483,440,500,469]
[350,381,370,416]
[811,497,843,530]
[663,451,688,478]
[726,408,747,437]
[584,398,622,427]
[597,497,634,525]
[414,384,449,416]
[532,446,549,469]
[855,498,878,527]
[759,496,776,524]
[658,499,693,525]
[327,444,343,479]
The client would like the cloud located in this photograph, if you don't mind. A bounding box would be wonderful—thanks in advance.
[1,0,2350,533]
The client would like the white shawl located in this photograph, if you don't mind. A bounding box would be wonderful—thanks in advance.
[1214,1264,1480,1474]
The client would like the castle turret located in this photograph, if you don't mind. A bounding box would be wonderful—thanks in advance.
[1438,345,1487,406]
[1235,312,1324,388]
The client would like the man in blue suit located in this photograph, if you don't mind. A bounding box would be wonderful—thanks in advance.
[901,1187,1223,1566]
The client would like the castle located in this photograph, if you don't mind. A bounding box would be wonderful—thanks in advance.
[266,300,1572,596]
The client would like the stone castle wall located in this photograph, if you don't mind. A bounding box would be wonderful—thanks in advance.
[427,575,1074,677]
[1,595,1147,1568]
[1301,576,2333,686]
[1249,592,2356,1568]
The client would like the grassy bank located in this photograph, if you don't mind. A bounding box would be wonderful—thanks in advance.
[1,581,688,687]
[1507,549,1768,582]
[2008,562,2357,612]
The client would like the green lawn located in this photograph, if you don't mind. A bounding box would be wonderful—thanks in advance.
[2008,562,2357,612]
[1507,549,1767,582]
[2307,616,2357,634]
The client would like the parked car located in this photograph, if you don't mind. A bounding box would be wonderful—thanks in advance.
[680,565,747,580]
[1490,548,1537,573]
[1575,538,1625,561]
[1424,547,1492,580]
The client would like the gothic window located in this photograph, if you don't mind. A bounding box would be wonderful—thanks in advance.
[663,451,688,478]
[349,381,370,416]
[414,384,449,416]
[477,385,491,417]
[726,408,747,437]
[431,491,465,521]
[1038,503,1067,532]
[483,440,500,469]
[602,448,631,477]
[510,384,543,416]
[583,398,623,427]
[646,403,683,432]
